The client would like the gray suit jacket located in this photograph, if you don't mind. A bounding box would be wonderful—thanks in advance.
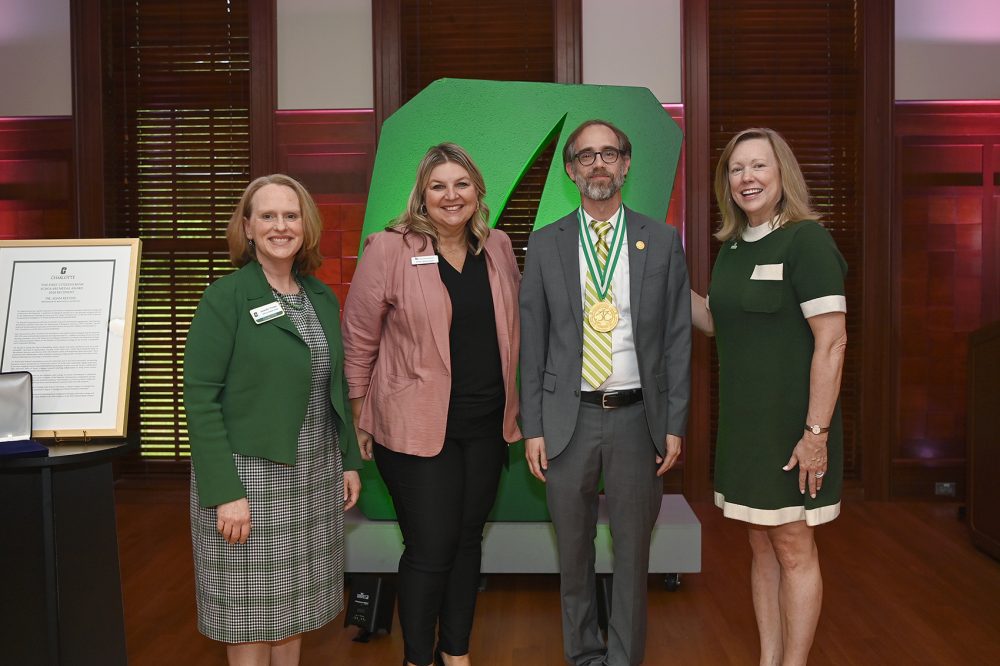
[519,206,691,458]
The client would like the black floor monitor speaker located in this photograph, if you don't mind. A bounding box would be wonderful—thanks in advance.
[345,574,396,642]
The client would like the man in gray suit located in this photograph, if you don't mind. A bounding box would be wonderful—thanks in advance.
[519,119,691,666]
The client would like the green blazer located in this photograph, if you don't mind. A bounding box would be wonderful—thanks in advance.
[184,261,361,508]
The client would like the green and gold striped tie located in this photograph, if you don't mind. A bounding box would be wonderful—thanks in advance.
[582,219,613,388]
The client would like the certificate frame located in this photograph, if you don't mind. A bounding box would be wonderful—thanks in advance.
[0,239,141,439]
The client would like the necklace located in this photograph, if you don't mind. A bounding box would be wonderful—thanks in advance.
[272,280,305,311]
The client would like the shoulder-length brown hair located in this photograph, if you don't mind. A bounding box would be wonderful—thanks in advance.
[226,174,324,275]
[713,127,819,242]
[390,143,490,254]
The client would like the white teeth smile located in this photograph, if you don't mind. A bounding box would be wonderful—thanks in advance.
[741,188,763,196]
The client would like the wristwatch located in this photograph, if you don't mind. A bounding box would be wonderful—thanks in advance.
[805,424,830,435]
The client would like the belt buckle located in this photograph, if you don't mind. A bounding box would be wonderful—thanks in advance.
[601,391,617,409]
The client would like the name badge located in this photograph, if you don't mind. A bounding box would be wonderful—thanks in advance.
[411,254,439,265]
[250,301,285,324]
[750,263,784,281]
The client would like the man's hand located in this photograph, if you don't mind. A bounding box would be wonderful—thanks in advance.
[655,434,683,477]
[525,437,548,482]
[343,471,361,510]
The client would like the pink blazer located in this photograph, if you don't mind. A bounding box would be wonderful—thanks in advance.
[342,228,522,456]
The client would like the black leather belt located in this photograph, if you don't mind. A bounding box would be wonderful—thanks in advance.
[580,388,643,409]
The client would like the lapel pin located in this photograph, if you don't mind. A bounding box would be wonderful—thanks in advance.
[635,240,646,250]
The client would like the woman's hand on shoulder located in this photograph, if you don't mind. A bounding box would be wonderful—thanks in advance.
[216,497,251,545]
[343,471,361,511]
[690,290,714,336]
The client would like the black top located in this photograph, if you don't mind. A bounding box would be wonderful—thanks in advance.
[438,249,505,439]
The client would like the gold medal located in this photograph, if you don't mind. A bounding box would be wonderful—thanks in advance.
[587,300,619,332]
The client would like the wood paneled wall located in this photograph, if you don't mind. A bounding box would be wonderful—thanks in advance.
[275,110,376,304]
[893,101,1000,499]
[6,4,996,501]
[373,0,581,131]
[700,0,865,494]
[0,117,74,240]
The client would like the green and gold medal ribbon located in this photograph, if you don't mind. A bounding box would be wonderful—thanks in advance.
[578,205,626,300]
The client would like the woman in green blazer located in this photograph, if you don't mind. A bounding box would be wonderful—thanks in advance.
[185,174,361,665]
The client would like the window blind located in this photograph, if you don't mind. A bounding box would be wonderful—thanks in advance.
[103,0,251,461]
[708,0,864,478]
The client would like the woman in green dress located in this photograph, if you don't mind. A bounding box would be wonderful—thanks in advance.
[186,174,362,665]
[692,128,847,666]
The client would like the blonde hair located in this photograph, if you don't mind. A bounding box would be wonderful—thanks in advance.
[713,128,819,242]
[390,143,490,254]
[226,174,324,275]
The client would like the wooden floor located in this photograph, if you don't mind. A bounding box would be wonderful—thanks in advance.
[116,480,1000,665]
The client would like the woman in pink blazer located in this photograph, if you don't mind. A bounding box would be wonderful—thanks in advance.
[342,143,521,666]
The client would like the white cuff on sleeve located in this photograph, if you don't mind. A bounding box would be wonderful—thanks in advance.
[800,295,846,318]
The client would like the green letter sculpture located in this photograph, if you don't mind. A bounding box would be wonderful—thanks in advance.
[357,79,682,520]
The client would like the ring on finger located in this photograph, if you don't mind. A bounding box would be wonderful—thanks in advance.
[815,470,825,478]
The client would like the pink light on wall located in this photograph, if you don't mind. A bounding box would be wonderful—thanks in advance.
[662,103,685,240]
[0,116,74,241]
[893,100,1000,497]
[896,0,1000,100]
[275,109,375,304]
[0,0,72,117]
[897,0,1000,43]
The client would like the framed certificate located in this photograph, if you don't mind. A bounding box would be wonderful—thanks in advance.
[0,239,141,439]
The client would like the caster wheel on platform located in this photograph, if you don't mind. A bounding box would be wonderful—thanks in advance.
[664,573,681,591]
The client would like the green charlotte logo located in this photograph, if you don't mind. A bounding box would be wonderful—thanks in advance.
[361,79,683,241]
[356,79,683,520]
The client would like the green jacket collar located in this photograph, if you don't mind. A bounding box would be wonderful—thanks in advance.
[240,261,339,342]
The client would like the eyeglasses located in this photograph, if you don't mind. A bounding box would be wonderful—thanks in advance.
[574,148,625,166]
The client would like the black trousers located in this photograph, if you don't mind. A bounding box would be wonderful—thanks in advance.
[374,431,507,666]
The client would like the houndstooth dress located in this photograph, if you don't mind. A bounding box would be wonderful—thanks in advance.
[190,288,346,644]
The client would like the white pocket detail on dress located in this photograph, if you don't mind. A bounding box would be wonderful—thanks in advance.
[750,263,784,280]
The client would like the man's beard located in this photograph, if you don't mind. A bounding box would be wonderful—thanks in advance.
[576,167,625,201]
